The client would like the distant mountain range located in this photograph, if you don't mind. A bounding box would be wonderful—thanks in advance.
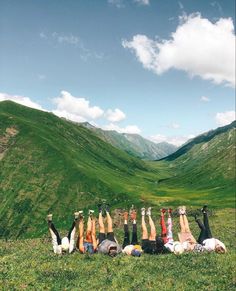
[160,120,236,192]
[81,122,177,160]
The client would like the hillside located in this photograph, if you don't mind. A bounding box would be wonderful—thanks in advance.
[0,101,157,238]
[81,122,177,160]
[159,121,236,194]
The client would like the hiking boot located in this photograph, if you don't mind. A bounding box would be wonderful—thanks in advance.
[98,204,103,214]
[105,204,110,213]
[130,210,137,221]
[201,205,208,213]
[74,212,80,220]
[161,208,166,214]
[124,211,129,221]
[88,210,94,217]
[146,207,152,216]
[141,207,145,216]
[47,214,53,222]
[178,206,185,215]
[78,210,84,219]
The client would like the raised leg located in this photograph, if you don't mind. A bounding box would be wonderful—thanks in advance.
[85,216,93,243]
[78,218,85,253]
[141,215,148,240]
[182,214,190,233]
[106,211,113,233]
[67,219,77,253]
[131,222,138,245]
[179,215,186,232]
[122,212,130,248]
[148,215,156,241]
[203,211,213,239]
[91,218,97,250]
[196,218,207,244]
[160,210,167,243]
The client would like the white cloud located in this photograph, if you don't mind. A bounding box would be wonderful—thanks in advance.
[108,0,124,8]
[103,123,141,134]
[0,92,44,110]
[170,122,180,129]
[134,0,149,5]
[200,96,210,102]
[122,13,235,87]
[52,32,80,45]
[52,91,104,122]
[150,134,195,146]
[215,111,235,126]
[105,108,126,122]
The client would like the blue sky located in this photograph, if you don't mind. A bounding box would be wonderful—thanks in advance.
[0,0,235,146]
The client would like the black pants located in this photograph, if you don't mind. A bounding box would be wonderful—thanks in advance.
[122,223,138,248]
[196,212,213,244]
[48,220,76,244]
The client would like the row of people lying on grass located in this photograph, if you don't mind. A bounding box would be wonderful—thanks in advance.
[47,204,226,257]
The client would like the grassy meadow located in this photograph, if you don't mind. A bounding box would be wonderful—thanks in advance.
[0,208,235,290]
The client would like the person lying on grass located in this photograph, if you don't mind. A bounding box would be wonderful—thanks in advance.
[122,207,142,257]
[141,207,166,254]
[76,210,97,254]
[47,212,78,254]
[194,205,226,254]
[159,208,184,255]
[177,206,198,252]
[97,204,122,257]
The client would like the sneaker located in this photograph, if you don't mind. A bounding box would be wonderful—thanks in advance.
[105,204,110,213]
[130,210,137,221]
[201,205,208,213]
[146,207,152,216]
[168,208,172,215]
[88,210,94,216]
[98,204,103,213]
[178,206,185,215]
[124,211,129,221]
[161,208,166,214]
[47,214,53,222]
[74,212,80,220]
[78,210,84,219]
[141,207,145,216]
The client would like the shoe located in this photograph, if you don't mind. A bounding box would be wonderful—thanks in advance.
[146,207,152,216]
[47,214,53,222]
[78,210,84,219]
[98,204,103,213]
[178,206,185,215]
[105,204,110,213]
[88,210,94,216]
[141,207,145,216]
[161,208,166,214]
[124,211,129,221]
[168,208,172,215]
[74,212,80,220]
[130,210,137,221]
[201,205,208,213]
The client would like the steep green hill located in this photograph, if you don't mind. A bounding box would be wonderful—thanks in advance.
[0,101,157,238]
[159,121,236,196]
[81,122,177,160]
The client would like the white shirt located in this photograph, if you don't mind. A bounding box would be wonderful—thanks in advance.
[202,238,226,252]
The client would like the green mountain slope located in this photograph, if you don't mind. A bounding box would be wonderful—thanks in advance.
[0,101,154,238]
[81,123,177,160]
[159,121,236,193]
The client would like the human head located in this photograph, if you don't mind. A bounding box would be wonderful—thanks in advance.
[173,242,184,255]
[215,244,226,254]
[108,246,118,257]
[131,245,142,257]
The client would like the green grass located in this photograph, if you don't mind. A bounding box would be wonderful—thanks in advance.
[0,209,235,290]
